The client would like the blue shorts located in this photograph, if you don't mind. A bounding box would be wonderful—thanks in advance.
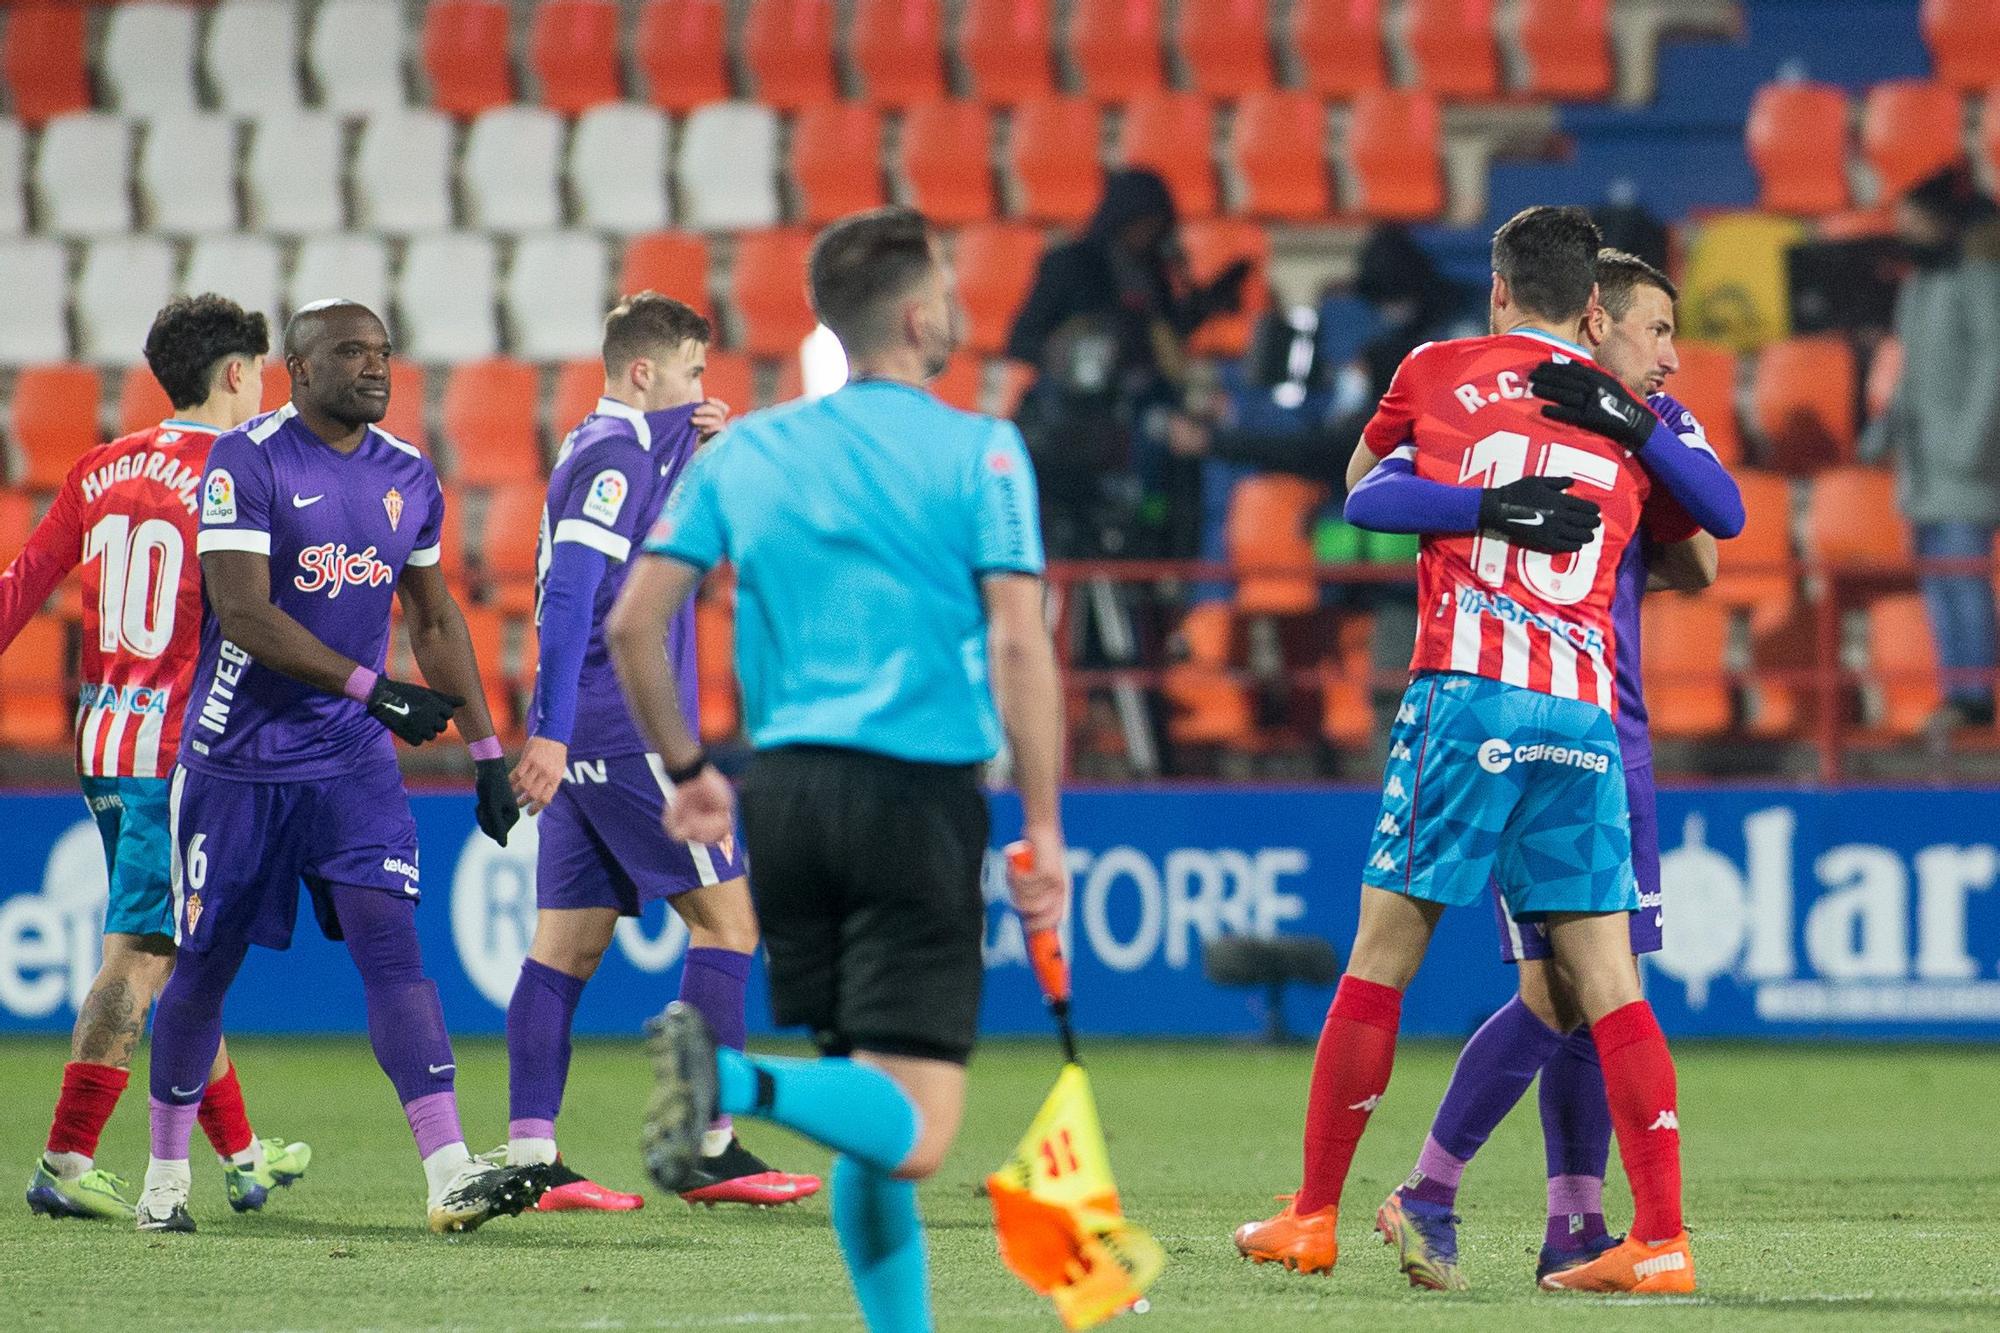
[1361,672,1636,918]
[81,775,175,938]
[1495,762,1662,963]
[536,752,748,915]
[167,760,422,953]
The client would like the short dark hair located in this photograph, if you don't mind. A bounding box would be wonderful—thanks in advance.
[602,292,711,375]
[144,294,270,410]
[1491,206,1603,324]
[806,207,938,355]
[1595,248,1678,321]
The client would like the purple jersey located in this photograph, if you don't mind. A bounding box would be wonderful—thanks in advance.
[526,398,702,758]
[181,405,444,780]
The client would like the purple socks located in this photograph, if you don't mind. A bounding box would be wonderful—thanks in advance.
[680,947,752,1135]
[1539,1025,1614,1250]
[147,938,247,1159]
[507,957,587,1136]
[1405,995,1564,1207]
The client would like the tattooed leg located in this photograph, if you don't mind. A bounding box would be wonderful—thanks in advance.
[71,934,175,1068]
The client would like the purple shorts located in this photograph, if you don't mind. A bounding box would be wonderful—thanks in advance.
[166,759,421,954]
[1495,762,1663,964]
[536,752,748,915]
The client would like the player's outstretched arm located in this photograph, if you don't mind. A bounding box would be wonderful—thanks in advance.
[983,573,1069,934]
[1344,441,1602,555]
[398,562,518,843]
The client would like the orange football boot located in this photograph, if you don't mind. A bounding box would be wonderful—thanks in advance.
[1233,1194,1338,1274]
[1538,1229,1695,1293]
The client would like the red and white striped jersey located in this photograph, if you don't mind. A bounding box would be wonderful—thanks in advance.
[0,421,218,777]
[1361,330,1654,713]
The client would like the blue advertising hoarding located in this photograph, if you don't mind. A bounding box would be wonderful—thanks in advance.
[1,785,1996,1041]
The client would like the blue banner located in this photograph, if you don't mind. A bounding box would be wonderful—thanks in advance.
[1,786,1996,1040]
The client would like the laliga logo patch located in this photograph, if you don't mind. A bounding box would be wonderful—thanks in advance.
[581,469,628,525]
[383,486,404,532]
[202,469,236,524]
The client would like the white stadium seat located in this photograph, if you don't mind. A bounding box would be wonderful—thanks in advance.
[0,239,72,365]
[0,120,24,237]
[183,234,284,337]
[397,233,500,363]
[462,106,566,234]
[76,237,177,365]
[676,101,781,232]
[102,2,200,115]
[569,103,673,234]
[138,113,240,235]
[506,232,610,361]
[310,0,410,113]
[244,111,346,234]
[34,114,134,237]
[354,108,456,235]
[206,0,303,113]
[290,235,392,323]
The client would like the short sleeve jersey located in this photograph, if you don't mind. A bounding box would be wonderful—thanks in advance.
[180,404,445,780]
[1361,330,1655,714]
[644,379,1044,764]
[527,398,704,757]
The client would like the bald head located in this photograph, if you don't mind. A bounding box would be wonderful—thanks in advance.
[285,300,392,429]
[285,299,383,360]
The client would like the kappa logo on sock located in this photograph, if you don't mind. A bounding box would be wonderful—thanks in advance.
[1647,1109,1679,1131]
[1634,1250,1689,1279]
[1349,1094,1383,1112]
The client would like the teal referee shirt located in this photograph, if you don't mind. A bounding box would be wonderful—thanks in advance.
[643,379,1046,764]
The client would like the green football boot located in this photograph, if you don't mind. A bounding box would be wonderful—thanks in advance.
[223,1138,313,1213]
[26,1158,136,1220]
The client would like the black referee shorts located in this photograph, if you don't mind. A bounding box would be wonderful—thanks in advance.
[739,744,989,1065]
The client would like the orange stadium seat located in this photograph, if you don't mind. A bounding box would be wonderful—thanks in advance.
[957,0,1056,106]
[382,361,430,451]
[1752,335,1855,474]
[1007,97,1104,225]
[1984,91,2000,195]
[422,0,517,119]
[620,232,713,318]
[0,614,72,748]
[700,350,754,416]
[9,364,101,492]
[1518,0,1612,101]
[731,229,818,358]
[1319,611,1376,751]
[2,3,91,127]
[1406,0,1500,101]
[1289,0,1385,98]
[1804,466,1911,569]
[1346,88,1445,221]
[1227,475,1325,615]
[478,482,543,610]
[529,0,622,115]
[851,0,947,107]
[261,361,290,413]
[789,103,888,224]
[695,573,739,741]
[1710,468,1796,634]
[435,481,474,591]
[635,0,732,111]
[954,224,1044,355]
[1067,0,1165,105]
[1667,341,1742,467]
[442,359,544,485]
[1183,219,1269,356]
[551,359,603,437]
[1641,595,1733,737]
[1118,93,1217,219]
[1746,82,1851,216]
[929,357,983,411]
[1920,0,2000,91]
[117,370,174,439]
[744,0,838,111]
[1861,80,1967,200]
[1174,0,1273,101]
[901,101,998,226]
[1746,604,1815,738]
[1231,90,1331,221]
[461,603,514,700]
[1866,592,1942,736]
[1165,603,1252,746]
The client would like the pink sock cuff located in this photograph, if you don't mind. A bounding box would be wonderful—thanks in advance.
[1547,1173,1605,1216]
[149,1097,201,1161]
[404,1090,464,1161]
[468,735,503,761]
[1414,1135,1468,1189]
[344,665,379,702]
[508,1118,556,1141]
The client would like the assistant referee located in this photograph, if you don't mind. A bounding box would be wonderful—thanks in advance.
[609,206,1067,1333]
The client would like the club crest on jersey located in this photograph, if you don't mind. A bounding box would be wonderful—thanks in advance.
[383,487,405,531]
[184,891,203,936]
[202,470,236,524]
[295,543,395,597]
[582,469,628,525]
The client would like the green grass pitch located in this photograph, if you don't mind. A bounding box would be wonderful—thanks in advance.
[3,1036,1995,1331]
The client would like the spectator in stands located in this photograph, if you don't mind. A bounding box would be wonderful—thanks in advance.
[1861,164,2000,732]
[1005,168,1250,559]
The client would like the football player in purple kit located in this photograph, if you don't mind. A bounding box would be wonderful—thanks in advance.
[137,300,541,1235]
[499,292,818,1210]
[1342,251,1744,1290]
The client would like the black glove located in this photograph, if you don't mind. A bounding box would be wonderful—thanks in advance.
[474,757,520,846]
[1529,359,1656,452]
[364,676,464,746]
[1204,258,1254,314]
[1478,475,1602,555]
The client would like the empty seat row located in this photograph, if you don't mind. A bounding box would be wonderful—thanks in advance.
[1747,77,1995,216]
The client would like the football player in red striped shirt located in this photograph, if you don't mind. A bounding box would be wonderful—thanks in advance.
[1,296,310,1221]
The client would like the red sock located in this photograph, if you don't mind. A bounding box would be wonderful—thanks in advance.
[1295,975,1402,1215]
[197,1063,255,1159]
[47,1062,130,1158]
[1590,1001,1683,1242]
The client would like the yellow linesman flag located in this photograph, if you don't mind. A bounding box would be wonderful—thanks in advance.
[987,1065,1165,1330]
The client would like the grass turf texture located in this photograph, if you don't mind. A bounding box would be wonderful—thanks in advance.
[3,1037,1995,1331]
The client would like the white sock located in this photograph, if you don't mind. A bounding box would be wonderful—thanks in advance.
[143,1157,192,1197]
[700,1126,734,1158]
[44,1150,91,1180]
[422,1142,473,1205]
[508,1136,557,1167]
[225,1137,264,1170]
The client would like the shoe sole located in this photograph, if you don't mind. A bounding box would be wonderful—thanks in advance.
[641,1003,718,1194]
[1234,1229,1336,1275]
[1375,1199,1468,1292]
[136,1211,196,1233]
[678,1176,822,1208]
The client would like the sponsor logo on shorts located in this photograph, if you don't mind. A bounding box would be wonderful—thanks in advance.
[1377,813,1401,836]
[202,470,236,524]
[1476,738,1611,775]
[1369,850,1398,874]
[1396,702,1418,725]
[581,470,628,525]
[293,543,395,597]
[1390,740,1412,761]
[1384,776,1408,800]
[382,856,420,883]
